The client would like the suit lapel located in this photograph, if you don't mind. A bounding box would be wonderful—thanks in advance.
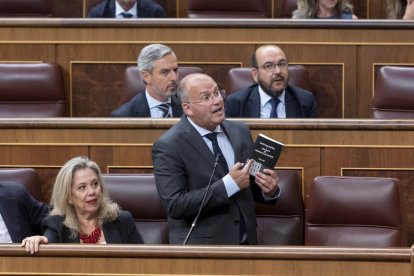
[285,87,302,118]
[221,120,242,163]
[248,86,261,118]
[132,92,151,117]
[137,0,148,17]
[171,96,183,117]
[180,117,221,172]
[102,220,120,243]
[107,0,116,17]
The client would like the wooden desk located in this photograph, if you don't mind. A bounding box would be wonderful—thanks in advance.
[0,244,411,275]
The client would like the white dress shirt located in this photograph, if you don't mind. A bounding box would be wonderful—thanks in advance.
[146,90,172,118]
[187,118,240,197]
[0,212,12,243]
[258,86,286,118]
[115,1,138,18]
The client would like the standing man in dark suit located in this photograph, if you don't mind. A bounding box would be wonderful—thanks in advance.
[111,44,182,117]
[0,182,48,243]
[153,73,280,245]
[88,0,165,18]
[225,45,319,118]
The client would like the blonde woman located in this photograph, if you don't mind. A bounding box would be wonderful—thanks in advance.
[292,0,357,19]
[22,156,143,254]
[387,0,414,19]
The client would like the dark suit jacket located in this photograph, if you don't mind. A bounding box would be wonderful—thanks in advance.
[88,0,165,18]
[0,182,49,243]
[111,91,183,117]
[42,210,143,244]
[225,84,319,118]
[152,117,277,245]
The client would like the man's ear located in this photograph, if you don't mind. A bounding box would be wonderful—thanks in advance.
[140,70,151,85]
[252,68,259,83]
[182,102,193,117]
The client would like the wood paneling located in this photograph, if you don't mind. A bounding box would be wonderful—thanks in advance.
[5,19,410,118]
[71,62,127,117]
[0,45,55,61]
[0,244,411,275]
[56,0,83,18]
[307,64,343,118]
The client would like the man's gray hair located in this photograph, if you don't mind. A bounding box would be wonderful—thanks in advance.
[137,44,174,73]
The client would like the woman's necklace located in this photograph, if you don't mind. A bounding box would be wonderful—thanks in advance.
[79,224,101,244]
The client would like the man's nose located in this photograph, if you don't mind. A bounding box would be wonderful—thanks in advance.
[171,70,178,80]
[273,65,282,74]
[212,94,221,104]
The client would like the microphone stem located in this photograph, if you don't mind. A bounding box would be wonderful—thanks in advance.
[183,155,220,245]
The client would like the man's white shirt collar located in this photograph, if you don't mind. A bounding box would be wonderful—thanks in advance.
[115,1,138,18]
[187,117,222,137]
[258,85,286,118]
[0,212,12,243]
[146,90,171,108]
[258,85,285,108]
[146,90,172,117]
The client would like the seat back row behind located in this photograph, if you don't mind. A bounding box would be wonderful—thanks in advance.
[102,171,305,245]
[0,168,406,246]
[2,62,414,119]
[0,63,66,117]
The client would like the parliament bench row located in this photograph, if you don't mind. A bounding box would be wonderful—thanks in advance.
[0,0,375,20]
[1,62,414,119]
[0,167,406,247]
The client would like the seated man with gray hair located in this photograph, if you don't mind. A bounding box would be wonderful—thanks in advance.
[111,43,182,118]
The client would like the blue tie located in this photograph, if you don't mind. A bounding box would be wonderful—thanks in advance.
[121,12,133,18]
[157,103,171,118]
[269,98,280,118]
[204,132,229,173]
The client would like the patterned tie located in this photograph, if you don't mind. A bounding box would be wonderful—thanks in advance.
[204,132,229,173]
[157,103,171,118]
[121,12,133,18]
[269,98,280,118]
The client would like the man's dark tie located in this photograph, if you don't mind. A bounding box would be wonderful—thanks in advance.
[204,132,229,173]
[204,132,247,244]
[269,98,280,118]
[157,103,171,118]
[121,12,133,18]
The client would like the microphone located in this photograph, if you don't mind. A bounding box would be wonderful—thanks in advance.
[183,153,221,245]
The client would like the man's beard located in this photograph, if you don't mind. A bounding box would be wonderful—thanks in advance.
[258,76,288,98]
[157,82,178,97]
[165,89,177,97]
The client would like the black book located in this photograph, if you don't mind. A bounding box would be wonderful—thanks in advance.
[249,133,284,176]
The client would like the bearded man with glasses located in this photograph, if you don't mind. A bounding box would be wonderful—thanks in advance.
[225,45,319,118]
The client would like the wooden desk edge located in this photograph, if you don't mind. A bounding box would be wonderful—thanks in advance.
[2,244,411,262]
[0,118,413,130]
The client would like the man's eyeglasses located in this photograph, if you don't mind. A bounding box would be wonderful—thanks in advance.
[255,61,288,73]
[186,89,226,105]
